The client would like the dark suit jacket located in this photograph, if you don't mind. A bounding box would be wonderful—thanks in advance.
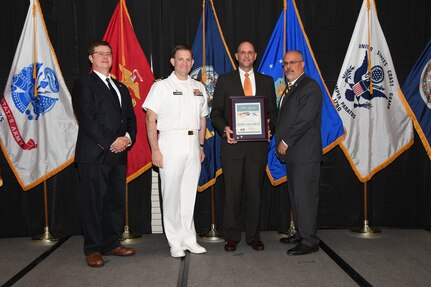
[211,70,277,160]
[72,72,137,165]
[275,74,322,163]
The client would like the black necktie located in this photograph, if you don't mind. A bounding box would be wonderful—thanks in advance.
[106,78,121,109]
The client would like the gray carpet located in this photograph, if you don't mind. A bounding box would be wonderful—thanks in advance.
[318,229,431,287]
[1,230,430,287]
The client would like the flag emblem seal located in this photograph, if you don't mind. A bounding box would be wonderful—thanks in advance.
[190,65,218,108]
[118,64,144,106]
[419,59,431,108]
[340,50,387,111]
[11,62,59,120]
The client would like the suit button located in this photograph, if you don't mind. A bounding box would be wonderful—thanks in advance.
[121,120,124,123]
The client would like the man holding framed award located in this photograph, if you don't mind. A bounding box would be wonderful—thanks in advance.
[211,41,277,252]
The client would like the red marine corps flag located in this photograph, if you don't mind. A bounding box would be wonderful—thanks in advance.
[103,0,154,182]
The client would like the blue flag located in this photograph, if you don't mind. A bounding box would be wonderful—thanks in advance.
[259,0,345,185]
[191,0,236,191]
[402,39,431,160]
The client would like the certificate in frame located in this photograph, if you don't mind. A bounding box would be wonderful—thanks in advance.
[229,96,268,141]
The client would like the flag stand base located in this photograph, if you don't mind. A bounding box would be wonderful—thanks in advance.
[279,221,297,238]
[199,224,224,243]
[351,220,381,238]
[32,227,61,244]
[120,225,141,242]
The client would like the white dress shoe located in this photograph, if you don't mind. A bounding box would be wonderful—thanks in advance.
[170,246,185,258]
[183,242,207,254]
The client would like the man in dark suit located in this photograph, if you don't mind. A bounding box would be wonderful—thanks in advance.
[211,41,277,252]
[275,50,322,255]
[72,41,137,267]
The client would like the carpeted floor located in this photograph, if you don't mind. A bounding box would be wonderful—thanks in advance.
[1,230,430,287]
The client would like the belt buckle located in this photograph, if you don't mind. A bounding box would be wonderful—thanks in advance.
[188,130,194,135]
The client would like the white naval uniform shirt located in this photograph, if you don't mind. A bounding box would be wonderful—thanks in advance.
[142,71,209,130]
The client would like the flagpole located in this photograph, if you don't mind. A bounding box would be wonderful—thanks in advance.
[32,181,61,243]
[115,0,141,242]
[198,186,224,242]
[283,0,286,55]
[351,181,380,237]
[196,0,223,244]
[202,0,207,81]
[121,183,141,242]
[279,0,297,240]
[286,209,296,237]
[279,195,297,238]
[366,0,373,94]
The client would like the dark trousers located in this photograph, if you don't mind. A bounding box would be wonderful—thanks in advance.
[286,161,320,248]
[221,157,266,243]
[77,163,126,255]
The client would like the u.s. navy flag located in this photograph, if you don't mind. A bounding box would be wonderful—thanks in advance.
[103,0,154,182]
[259,0,345,185]
[0,0,78,190]
[332,0,413,182]
[402,39,431,160]
[191,0,236,191]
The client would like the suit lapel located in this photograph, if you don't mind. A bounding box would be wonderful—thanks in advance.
[278,74,306,111]
[233,71,245,96]
[91,72,122,111]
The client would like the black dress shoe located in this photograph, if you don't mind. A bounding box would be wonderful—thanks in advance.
[280,236,300,244]
[287,243,319,256]
[224,240,237,252]
[247,240,264,251]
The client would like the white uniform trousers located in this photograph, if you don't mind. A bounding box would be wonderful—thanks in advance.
[158,130,201,249]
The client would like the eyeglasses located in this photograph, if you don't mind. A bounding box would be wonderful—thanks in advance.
[283,60,303,66]
[91,51,112,57]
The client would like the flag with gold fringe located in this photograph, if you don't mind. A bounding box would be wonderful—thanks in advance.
[259,0,345,185]
[103,0,155,182]
[332,0,413,182]
[402,39,431,160]
[0,0,78,191]
[191,0,236,191]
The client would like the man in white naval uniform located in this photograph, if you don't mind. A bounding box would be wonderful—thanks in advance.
[143,45,208,258]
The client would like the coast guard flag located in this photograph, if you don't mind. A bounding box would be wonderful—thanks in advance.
[0,0,78,190]
[191,0,236,191]
[402,39,431,160]
[332,0,413,182]
[259,0,345,185]
[103,0,154,182]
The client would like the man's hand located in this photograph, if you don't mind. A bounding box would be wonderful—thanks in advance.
[110,137,130,153]
[225,126,237,144]
[267,119,271,142]
[200,147,205,163]
[152,149,163,168]
[277,141,288,155]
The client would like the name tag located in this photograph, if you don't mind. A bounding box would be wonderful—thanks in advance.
[173,90,183,95]
[193,89,203,96]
